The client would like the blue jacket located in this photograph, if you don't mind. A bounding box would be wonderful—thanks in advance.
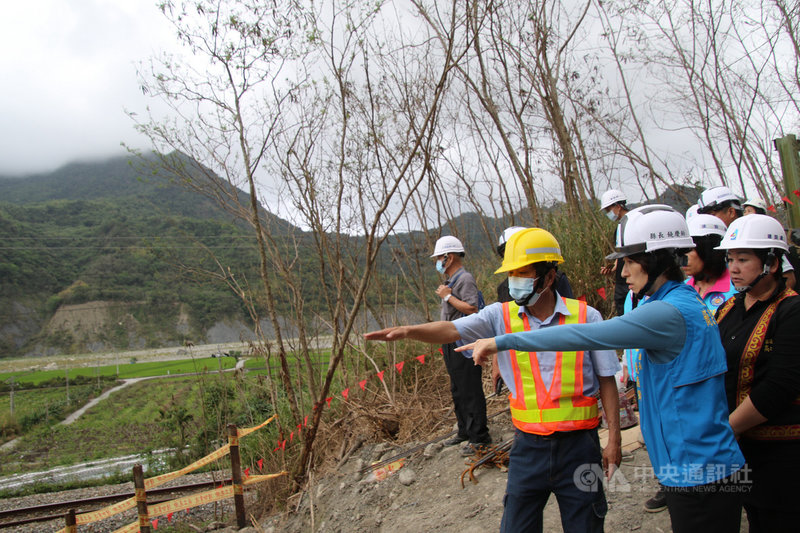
[637,282,744,486]
[495,281,744,487]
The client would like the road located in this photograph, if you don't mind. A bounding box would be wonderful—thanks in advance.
[59,378,148,425]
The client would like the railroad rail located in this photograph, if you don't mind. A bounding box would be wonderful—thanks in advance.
[0,477,235,529]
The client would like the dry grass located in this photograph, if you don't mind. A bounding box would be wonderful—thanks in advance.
[249,351,485,517]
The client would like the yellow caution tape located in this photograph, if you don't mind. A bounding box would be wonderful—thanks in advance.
[144,444,230,490]
[148,485,233,517]
[109,521,139,533]
[65,415,277,527]
[244,472,288,485]
[239,414,277,438]
[75,497,136,525]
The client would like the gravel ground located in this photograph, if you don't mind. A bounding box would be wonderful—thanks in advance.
[257,415,750,533]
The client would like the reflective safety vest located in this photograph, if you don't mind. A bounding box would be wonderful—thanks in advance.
[502,298,599,435]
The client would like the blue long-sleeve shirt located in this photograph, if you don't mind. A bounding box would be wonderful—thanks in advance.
[454,294,620,398]
[495,300,686,365]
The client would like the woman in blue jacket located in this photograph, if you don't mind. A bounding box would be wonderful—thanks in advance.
[459,205,745,533]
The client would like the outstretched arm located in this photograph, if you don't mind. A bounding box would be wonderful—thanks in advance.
[364,321,460,345]
[458,300,684,367]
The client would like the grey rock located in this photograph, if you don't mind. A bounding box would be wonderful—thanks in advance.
[424,442,442,457]
[398,468,416,486]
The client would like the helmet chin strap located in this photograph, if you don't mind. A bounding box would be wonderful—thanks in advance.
[735,265,771,293]
[733,250,775,293]
[634,253,673,300]
[635,277,657,300]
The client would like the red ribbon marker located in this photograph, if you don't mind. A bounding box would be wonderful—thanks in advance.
[167,512,173,522]
[342,388,350,400]
[416,354,426,365]
[244,467,250,478]
[768,205,778,212]
[577,295,587,302]
[290,431,294,443]
[326,397,332,407]
[395,361,404,374]
[793,190,800,197]
[359,379,367,390]
[596,287,607,300]
[303,415,308,427]
[783,195,794,205]
[438,347,443,354]
[377,371,385,382]
[257,458,264,470]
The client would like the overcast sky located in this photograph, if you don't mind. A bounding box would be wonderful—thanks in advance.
[0,0,176,175]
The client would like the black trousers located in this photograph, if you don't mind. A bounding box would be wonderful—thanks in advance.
[663,473,743,533]
[442,343,489,443]
[739,439,800,532]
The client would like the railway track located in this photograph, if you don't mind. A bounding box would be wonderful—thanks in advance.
[0,478,235,530]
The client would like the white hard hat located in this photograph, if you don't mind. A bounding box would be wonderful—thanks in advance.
[685,204,699,220]
[687,214,727,238]
[606,204,695,260]
[715,214,789,253]
[497,226,527,247]
[430,236,465,257]
[743,198,768,213]
[600,189,627,210]
[697,186,741,214]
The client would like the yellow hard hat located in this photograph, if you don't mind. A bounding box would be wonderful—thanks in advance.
[495,228,564,274]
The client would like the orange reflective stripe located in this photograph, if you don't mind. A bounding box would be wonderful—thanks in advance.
[504,301,527,411]
[570,300,595,407]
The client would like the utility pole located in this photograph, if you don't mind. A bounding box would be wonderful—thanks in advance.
[9,377,14,417]
[774,134,800,232]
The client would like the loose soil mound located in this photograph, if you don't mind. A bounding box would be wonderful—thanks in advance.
[257,414,708,533]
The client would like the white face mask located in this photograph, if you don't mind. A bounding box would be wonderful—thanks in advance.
[606,209,619,222]
[435,256,447,274]
[508,276,541,306]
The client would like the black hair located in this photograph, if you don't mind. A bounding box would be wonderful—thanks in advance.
[628,249,685,290]
[537,262,560,297]
[497,243,506,259]
[692,235,727,281]
[532,261,557,277]
[753,249,784,278]
[698,199,743,215]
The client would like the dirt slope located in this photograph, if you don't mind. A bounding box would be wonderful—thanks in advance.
[258,413,694,533]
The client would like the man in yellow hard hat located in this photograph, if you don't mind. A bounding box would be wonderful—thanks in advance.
[366,228,621,533]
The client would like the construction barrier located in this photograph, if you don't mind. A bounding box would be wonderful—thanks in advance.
[57,415,282,532]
